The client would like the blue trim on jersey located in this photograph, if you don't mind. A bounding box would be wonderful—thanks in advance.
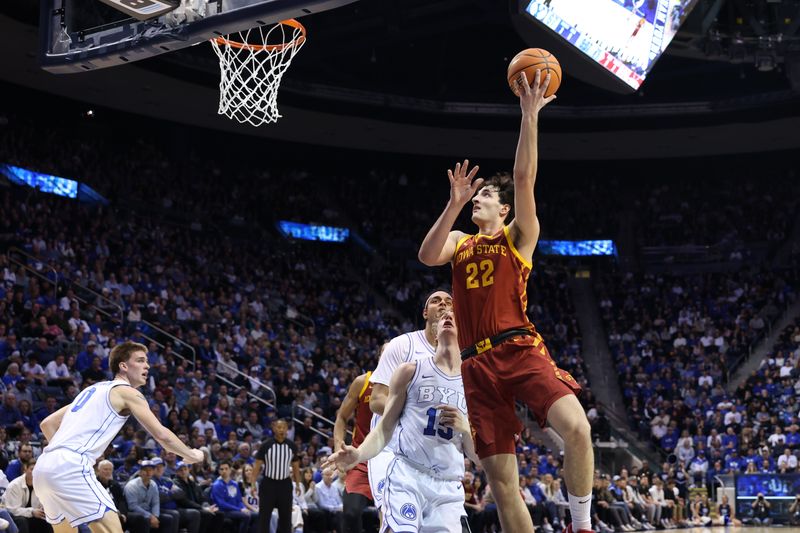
[78,412,115,454]
[429,359,461,382]
[383,457,412,533]
[403,333,415,363]
[104,381,131,419]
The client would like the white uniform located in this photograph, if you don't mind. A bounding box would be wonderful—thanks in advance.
[368,329,434,508]
[33,380,131,527]
[382,357,467,533]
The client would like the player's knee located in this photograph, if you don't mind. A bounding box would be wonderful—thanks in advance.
[562,415,591,443]
[489,476,521,501]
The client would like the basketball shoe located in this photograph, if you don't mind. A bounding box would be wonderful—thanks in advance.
[565,523,594,533]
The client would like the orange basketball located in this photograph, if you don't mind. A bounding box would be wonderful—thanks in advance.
[506,48,562,98]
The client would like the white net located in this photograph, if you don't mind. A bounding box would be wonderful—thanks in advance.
[210,20,306,127]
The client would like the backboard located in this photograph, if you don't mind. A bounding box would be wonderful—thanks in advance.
[40,0,358,74]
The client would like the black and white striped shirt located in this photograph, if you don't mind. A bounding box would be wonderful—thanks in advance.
[256,438,298,480]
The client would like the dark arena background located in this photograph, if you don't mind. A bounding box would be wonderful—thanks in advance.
[1,0,800,531]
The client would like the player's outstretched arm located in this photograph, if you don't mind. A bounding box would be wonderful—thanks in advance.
[418,160,481,266]
[508,70,556,260]
[324,363,415,473]
[40,405,70,442]
[117,386,204,463]
[334,373,366,450]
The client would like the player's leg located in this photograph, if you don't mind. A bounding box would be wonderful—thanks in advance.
[504,338,592,533]
[342,490,370,533]
[461,353,533,533]
[379,459,421,533]
[87,511,125,533]
[481,454,535,533]
[52,521,77,533]
[547,394,593,531]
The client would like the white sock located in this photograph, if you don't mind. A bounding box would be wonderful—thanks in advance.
[568,492,593,531]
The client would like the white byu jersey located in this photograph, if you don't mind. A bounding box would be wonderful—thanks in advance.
[371,329,435,431]
[391,357,467,481]
[46,379,130,460]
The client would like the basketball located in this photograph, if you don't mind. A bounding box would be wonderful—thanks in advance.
[507,48,562,98]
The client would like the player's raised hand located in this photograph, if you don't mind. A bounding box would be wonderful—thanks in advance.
[437,404,470,436]
[321,442,360,475]
[448,159,483,207]
[517,70,556,116]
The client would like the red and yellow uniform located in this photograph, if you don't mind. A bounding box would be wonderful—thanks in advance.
[452,226,581,458]
[345,371,374,500]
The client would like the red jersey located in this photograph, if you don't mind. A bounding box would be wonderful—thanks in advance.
[351,371,373,448]
[452,226,536,349]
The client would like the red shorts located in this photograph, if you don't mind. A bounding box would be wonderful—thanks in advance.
[344,462,373,501]
[461,333,581,459]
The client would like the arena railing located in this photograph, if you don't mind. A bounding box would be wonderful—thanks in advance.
[7,246,59,298]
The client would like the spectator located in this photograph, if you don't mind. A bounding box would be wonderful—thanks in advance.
[313,469,343,532]
[152,458,199,533]
[0,394,23,438]
[4,444,33,482]
[209,461,255,533]
[173,461,222,533]
[2,459,50,533]
[778,448,798,473]
[124,460,178,533]
[96,459,148,533]
[751,493,771,525]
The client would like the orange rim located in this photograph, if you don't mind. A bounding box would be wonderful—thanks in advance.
[213,18,306,52]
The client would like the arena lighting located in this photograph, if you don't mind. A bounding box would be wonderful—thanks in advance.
[537,240,617,257]
[1,164,78,198]
[277,221,350,243]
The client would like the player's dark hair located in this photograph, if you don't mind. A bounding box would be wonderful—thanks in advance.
[218,460,232,469]
[483,172,515,221]
[110,341,148,375]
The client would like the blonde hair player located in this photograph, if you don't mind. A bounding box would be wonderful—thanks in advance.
[418,69,594,533]
[33,341,204,533]
[367,290,452,511]
[324,311,479,533]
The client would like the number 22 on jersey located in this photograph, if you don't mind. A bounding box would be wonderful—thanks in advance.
[465,259,494,289]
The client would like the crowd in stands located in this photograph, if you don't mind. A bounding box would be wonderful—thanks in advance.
[0,111,799,532]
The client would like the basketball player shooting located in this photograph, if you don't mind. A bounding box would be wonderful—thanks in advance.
[33,341,205,533]
[418,70,595,533]
[324,311,478,533]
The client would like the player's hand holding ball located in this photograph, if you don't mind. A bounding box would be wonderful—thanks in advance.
[507,48,560,114]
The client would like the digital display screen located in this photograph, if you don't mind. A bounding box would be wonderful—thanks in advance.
[538,240,617,256]
[525,0,700,89]
[2,164,79,199]
[736,474,800,500]
[278,221,350,243]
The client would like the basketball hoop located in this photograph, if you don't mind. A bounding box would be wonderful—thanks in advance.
[210,19,306,127]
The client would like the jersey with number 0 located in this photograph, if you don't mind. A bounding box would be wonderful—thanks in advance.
[452,226,537,350]
[46,379,130,460]
[370,329,435,430]
[391,357,467,480]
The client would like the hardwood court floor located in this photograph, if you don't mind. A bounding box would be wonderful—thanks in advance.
[672,528,795,533]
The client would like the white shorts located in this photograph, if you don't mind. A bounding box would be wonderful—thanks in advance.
[368,448,393,509]
[33,449,117,527]
[381,457,466,533]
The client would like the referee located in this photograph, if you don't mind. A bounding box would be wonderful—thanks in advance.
[253,418,300,533]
